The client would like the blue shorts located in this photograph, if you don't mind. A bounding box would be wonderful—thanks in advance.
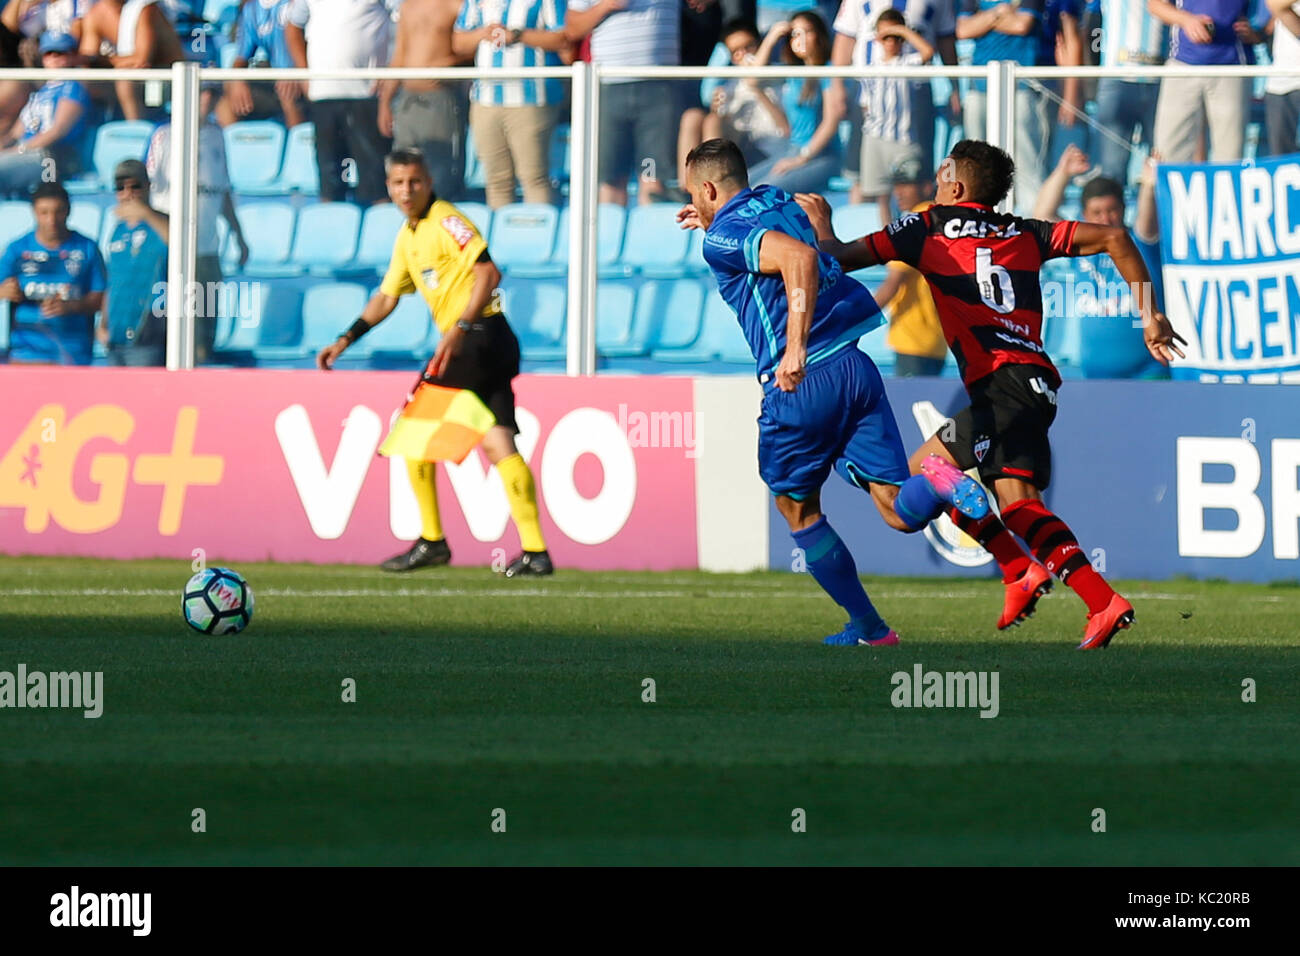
[758,347,910,499]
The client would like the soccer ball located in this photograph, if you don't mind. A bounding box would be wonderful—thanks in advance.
[182,567,255,635]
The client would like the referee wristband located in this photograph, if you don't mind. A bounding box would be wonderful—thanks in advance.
[342,318,371,344]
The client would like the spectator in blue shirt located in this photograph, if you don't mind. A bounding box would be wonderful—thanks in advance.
[0,181,106,365]
[97,158,169,366]
[0,32,90,196]
[1150,0,1267,164]
[747,10,843,194]
[216,0,305,128]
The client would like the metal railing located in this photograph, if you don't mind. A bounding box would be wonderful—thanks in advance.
[4,59,1296,374]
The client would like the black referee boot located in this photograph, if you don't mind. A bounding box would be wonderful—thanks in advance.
[502,550,554,577]
[380,537,451,572]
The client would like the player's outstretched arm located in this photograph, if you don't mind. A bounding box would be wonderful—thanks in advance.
[1070,222,1187,366]
[316,291,400,370]
[793,193,884,272]
[758,231,819,391]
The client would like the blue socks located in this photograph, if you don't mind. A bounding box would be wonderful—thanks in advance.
[892,475,947,531]
[792,516,888,639]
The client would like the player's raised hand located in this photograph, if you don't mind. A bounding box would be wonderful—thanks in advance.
[316,338,347,370]
[1143,313,1187,366]
[794,193,834,240]
[676,203,703,231]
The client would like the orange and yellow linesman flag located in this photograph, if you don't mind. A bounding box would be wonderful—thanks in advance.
[378,383,496,464]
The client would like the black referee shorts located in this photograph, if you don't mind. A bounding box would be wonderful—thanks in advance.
[941,364,1060,491]
[416,313,521,434]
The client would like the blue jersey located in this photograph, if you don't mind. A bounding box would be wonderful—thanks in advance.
[0,229,106,364]
[702,185,884,379]
[235,0,295,68]
[106,220,169,347]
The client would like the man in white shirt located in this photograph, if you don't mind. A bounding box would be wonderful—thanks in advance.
[285,0,392,204]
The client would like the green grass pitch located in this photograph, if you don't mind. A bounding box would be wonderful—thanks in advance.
[1,555,1297,866]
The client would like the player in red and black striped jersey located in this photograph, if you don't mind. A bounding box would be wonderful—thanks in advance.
[798,140,1186,650]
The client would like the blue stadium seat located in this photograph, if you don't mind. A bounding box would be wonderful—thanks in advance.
[549,124,570,189]
[594,282,640,357]
[681,227,709,274]
[832,203,884,240]
[635,278,704,353]
[652,290,750,364]
[225,201,297,275]
[296,281,371,358]
[0,200,33,248]
[621,204,690,277]
[342,290,431,361]
[90,121,155,190]
[216,282,302,355]
[489,203,558,269]
[454,201,492,236]
[546,204,626,271]
[291,201,362,274]
[273,123,319,195]
[224,121,287,193]
[67,201,103,242]
[355,202,406,269]
[499,278,566,361]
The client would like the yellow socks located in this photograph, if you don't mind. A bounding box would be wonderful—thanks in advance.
[496,453,546,552]
[406,458,444,542]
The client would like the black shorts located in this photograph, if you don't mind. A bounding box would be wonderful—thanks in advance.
[597,79,678,187]
[417,314,521,434]
[942,364,1060,490]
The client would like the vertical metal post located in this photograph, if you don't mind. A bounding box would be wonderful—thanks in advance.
[565,61,590,377]
[166,61,200,369]
[985,60,1017,213]
[580,66,601,376]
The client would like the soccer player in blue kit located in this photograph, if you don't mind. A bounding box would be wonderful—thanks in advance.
[677,139,990,646]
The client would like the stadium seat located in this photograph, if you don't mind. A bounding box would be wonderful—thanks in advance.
[652,290,750,364]
[543,204,626,273]
[343,289,431,362]
[455,201,492,236]
[594,282,640,357]
[291,201,362,274]
[224,121,287,193]
[681,227,709,275]
[635,278,704,353]
[354,202,406,269]
[273,123,320,195]
[549,124,570,190]
[832,203,884,240]
[0,200,33,249]
[67,201,103,242]
[498,278,566,361]
[620,204,691,277]
[295,281,371,358]
[225,201,297,275]
[464,129,485,190]
[90,121,155,190]
[489,203,558,269]
[215,282,302,355]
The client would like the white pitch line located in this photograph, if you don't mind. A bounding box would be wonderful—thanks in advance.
[0,587,1285,602]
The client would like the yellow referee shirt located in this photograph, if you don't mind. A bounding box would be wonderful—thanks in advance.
[379,198,503,333]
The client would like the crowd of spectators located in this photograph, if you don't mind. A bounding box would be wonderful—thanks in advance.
[2,0,1300,369]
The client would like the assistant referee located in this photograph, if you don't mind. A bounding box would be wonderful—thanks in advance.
[316,148,552,577]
